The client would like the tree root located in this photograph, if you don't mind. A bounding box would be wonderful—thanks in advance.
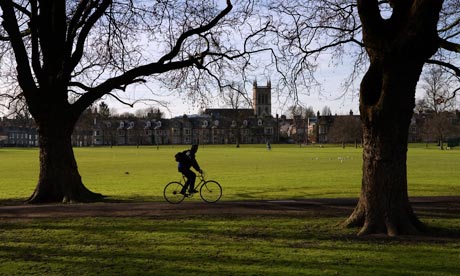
[26,183,104,204]
[342,205,427,237]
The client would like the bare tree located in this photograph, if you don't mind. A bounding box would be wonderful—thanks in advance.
[221,83,251,147]
[422,112,458,148]
[223,82,251,110]
[327,116,362,147]
[287,105,303,119]
[0,0,269,203]
[419,65,459,148]
[287,105,314,119]
[98,102,111,119]
[421,66,458,113]
[321,106,332,116]
[267,0,460,236]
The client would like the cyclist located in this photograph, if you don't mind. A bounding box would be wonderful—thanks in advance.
[177,144,203,196]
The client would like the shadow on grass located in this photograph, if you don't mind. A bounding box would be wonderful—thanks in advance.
[0,196,162,206]
[2,195,460,242]
[1,213,460,276]
[0,198,27,206]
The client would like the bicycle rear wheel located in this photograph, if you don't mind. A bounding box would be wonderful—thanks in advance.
[200,180,222,203]
[164,182,185,204]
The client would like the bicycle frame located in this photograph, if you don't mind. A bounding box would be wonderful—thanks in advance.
[179,173,206,191]
[164,172,222,204]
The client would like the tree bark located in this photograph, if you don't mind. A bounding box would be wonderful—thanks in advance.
[26,119,103,204]
[343,60,426,236]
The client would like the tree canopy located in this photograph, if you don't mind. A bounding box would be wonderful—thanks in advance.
[0,1,274,116]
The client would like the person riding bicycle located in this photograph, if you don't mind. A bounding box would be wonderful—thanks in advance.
[176,144,203,196]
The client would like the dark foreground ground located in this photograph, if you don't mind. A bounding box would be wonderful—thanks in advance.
[1,196,459,221]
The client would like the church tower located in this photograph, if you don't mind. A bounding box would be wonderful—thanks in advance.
[253,80,272,117]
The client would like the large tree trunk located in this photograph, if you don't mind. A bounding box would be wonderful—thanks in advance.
[27,120,103,203]
[343,59,426,236]
[345,0,444,236]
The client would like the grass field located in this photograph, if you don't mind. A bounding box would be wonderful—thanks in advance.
[1,215,459,276]
[1,144,459,275]
[1,144,459,202]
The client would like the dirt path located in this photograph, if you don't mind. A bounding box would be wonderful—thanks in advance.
[1,196,459,220]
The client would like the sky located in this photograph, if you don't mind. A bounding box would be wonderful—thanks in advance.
[109,58,364,118]
[110,70,432,119]
[0,1,442,119]
[101,1,363,118]
[109,57,435,119]
[112,85,361,119]
[103,1,455,119]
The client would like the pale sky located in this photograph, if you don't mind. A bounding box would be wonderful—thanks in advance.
[110,65,432,119]
[108,57,364,118]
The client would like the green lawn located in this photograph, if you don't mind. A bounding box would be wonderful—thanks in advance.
[1,144,459,202]
[1,215,459,275]
[1,144,459,275]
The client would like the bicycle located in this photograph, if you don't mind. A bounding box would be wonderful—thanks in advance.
[163,172,222,204]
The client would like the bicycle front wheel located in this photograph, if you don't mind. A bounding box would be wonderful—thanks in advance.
[163,182,185,204]
[200,180,222,203]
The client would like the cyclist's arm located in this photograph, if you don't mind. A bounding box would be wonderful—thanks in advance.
[191,159,202,173]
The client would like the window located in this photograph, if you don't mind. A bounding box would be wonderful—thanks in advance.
[258,119,263,126]
[319,125,326,134]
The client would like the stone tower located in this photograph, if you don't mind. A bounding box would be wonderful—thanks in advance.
[253,80,271,117]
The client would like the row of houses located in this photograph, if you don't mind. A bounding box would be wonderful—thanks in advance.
[91,109,280,146]
[2,109,460,147]
[0,108,281,147]
[2,78,460,147]
[0,109,337,147]
[0,118,38,147]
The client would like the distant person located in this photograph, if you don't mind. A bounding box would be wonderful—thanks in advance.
[175,144,203,196]
[266,141,271,150]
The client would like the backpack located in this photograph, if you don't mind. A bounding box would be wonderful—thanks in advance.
[174,151,188,163]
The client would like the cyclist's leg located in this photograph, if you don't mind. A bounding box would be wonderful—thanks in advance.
[180,168,196,193]
[188,172,197,192]
[178,169,188,194]
[186,170,197,192]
